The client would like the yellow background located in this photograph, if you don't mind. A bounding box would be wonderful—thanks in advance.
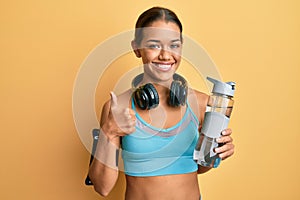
[1,0,299,199]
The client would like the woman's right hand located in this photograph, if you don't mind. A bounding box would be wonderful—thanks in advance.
[102,92,136,141]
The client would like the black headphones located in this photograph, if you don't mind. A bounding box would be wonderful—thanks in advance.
[132,73,188,110]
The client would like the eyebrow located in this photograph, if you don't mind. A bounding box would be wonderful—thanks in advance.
[146,39,181,43]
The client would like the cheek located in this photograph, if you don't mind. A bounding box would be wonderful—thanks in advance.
[173,48,182,59]
[141,50,159,63]
[174,54,182,63]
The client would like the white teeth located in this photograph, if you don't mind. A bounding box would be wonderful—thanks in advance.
[156,64,172,69]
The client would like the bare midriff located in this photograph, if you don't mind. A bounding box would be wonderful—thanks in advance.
[125,172,200,200]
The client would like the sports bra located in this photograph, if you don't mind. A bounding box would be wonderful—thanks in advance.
[121,98,200,177]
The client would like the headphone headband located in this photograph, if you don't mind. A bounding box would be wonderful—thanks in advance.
[131,73,144,89]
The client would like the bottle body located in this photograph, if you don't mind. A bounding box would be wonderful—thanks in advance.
[194,94,234,168]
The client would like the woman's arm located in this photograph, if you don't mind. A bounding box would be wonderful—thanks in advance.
[88,92,136,196]
[88,100,120,197]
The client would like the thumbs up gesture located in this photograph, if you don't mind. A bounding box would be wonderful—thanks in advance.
[102,92,136,139]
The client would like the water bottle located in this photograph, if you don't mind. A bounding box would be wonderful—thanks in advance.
[194,77,235,168]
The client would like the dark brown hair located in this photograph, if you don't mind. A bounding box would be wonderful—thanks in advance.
[134,7,183,45]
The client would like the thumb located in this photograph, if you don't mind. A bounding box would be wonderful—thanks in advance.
[110,91,118,109]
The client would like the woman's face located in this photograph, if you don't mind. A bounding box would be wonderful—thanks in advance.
[134,20,182,83]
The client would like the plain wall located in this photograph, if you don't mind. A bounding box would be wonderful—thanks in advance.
[1,0,299,200]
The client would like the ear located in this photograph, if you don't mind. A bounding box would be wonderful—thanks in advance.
[131,40,141,58]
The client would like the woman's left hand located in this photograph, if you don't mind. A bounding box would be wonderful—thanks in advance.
[215,128,235,160]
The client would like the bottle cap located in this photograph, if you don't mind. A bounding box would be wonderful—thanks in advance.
[207,77,235,97]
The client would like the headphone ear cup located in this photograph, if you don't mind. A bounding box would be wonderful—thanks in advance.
[143,83,159,109]
[134,87,149,110]
[179,83,188,106]
[169,81,187,107]
[169,81,180,107]
[134,83,159,110]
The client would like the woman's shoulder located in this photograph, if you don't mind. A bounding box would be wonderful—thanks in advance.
[187,88,209,122]
[188,88,209,103]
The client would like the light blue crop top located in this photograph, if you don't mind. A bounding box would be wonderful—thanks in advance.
[121,99,200,177]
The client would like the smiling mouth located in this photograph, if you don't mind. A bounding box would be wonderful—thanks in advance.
[152,63,174,71]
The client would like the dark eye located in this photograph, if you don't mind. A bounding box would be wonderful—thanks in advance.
[170,43,181,49]
[147,44,161,49]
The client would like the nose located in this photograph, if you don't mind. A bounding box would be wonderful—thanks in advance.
[158,48,171,60]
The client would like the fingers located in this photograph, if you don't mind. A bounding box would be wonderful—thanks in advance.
[216,134,233,144]
[221,128,232,136]
[124,108,131,119]
[108,92,136,136]
[215,143,235,160]
[215,128,235,160]
[123,108,136,125]
[125,108,136,119]
[110,91,118,109]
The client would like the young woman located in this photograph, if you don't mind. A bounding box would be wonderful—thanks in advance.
[89,7,235,200]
